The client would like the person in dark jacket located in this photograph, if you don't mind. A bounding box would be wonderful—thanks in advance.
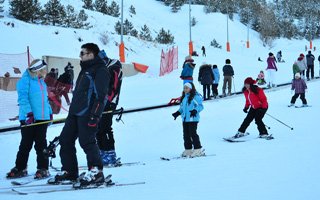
[56,66,73,105]
[222,59,234,96]
[96,50,123,166]
[235,77,269,138]
[49,43,109,187]
[289,73,308,107]
[306,50,315,80]
[198,63,214,100]
[201,46,206,57]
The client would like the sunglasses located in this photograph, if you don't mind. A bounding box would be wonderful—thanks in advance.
[80,51,90,56]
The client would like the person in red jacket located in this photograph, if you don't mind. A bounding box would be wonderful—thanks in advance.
[235,77,269,138]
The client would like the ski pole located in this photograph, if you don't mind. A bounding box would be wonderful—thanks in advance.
[265,124,271,129]
[266,113,294,130]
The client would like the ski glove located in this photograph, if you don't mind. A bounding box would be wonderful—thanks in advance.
[20,112,34,126]
[88,115,100,128]
[243,107,249,113]
[190,109,197,118]
[172,111,181,120]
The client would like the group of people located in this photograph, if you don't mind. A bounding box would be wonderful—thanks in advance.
[5,45,314,188]
[7,43,123,188]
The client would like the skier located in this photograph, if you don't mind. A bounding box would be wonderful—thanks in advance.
[211,64,220,98]
[266,52,278,88]
[222,59,234,96]
[289,73,308,107]
[296,53,307,79]
[96,50,123,166]
[292,61,300,79]
[172,82,204,158]
[201,46,206,57]
[180,55,196,84]
[7,59,52,179]
[49,43,109,187]
[306,50,315,80]
[256,70,266,86]
[234,77,270,138]
[56,66,73,105]
[276,51,282,62]
[198,63,214,100]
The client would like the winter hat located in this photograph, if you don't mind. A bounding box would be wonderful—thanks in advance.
[185,55,194,62]
[299,53,304,57]
[29,59,47,72]
[295,73,301,78]
[184,82,193,89]
[225,59,231,64]
[212,64,217,68]
[244,77,256,85]
[268,52,273,57]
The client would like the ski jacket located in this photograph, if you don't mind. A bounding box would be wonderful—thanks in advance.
[306,53,315,66]
[291,78,307,94]
[243,87,268,110]
[198,64,214,85]
[17,70,52,121]
[212,67,220,84]
[178,92,203,122]
[222,64,234,76]
[296,58,307,71]
[292,63,300,75]
[69,56,110,117]
[180,62,195,80]
[266,57,278,70]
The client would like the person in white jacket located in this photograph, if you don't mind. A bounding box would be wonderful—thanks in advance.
[296,53,307,79]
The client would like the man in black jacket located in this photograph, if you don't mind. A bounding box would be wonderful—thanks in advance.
[49,43,110,187]
[306,50,315,80]
[222,59,234,96]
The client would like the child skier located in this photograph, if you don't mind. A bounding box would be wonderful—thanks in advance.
[172,82,204,157]
[256,70,266,85]
[289,73,308,107]
[234,77,270,138]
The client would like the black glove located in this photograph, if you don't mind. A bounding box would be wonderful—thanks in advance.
[88,115,100,128]
[243,107,249,113]
[172,111,181,120]
[190,109,197,118]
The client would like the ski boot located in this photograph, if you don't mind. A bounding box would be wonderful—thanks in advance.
[100,150,119,166]
[47,171,77,185]
[6,167,28,179]
[34,169,50,179]
[181,149,193,157]
[73,167,105,188]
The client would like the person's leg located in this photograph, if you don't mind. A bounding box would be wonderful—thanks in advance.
[15,126,35,170]
[33,123,49,170]
[77,116,103,169]
[290,93,299,104]
[311,65,314,79]
[183,122,192,150]
[189,122,201,149]
[222,77,227,96]
[255,108,268,135]
[227,76,232,95]
[202,85,206,99]
[206,84,210,99]
[300,93,307,105]
[238,108,256,133]
[306,66,310,80]
[59,115,79,178]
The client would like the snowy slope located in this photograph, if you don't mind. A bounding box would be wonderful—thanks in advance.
[0,1,320,199]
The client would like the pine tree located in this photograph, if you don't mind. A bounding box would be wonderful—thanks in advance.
[114,21,121,34]
[83,0,94,10]
[64,5,77,28]
[42,0,66,26]
[129,5,136,15]
[9,0,42,23]
[123,19,134,35]
[109,1,120,17]
[155,28,174,44]
[95,0,108,14]
[75,9,91,29]
[0,0,5,18]
[139,24,153,41]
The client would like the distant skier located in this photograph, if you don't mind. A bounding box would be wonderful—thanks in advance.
[180,55,196,84]
[222,59,234,96]
[276,51,282,62]
[201,46,206,57]
[198,63,214,100]
[266,52,278,88]
[288,73,308,107]
[172,82,204,158]
[296,53,307,79]
[306,50,315,80]
[256,70,266,86]
[211,64,220,98]
[234,77,270,138]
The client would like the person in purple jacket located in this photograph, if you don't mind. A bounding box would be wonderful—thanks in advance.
[266,52,278,88]
[289,73,308,107]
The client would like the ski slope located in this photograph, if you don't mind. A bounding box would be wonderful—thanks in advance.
[0,0,320,199]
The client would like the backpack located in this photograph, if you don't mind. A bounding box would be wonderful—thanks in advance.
[98,50,123,106]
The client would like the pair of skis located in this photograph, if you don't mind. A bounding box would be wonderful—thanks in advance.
[223,132,274,143]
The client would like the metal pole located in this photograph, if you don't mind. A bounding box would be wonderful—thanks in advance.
[189,0,192,42]
[121,0,124,43]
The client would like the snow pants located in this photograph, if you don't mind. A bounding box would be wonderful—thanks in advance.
[291,93,307,105]
[59,114,103,177]
[183,122,202,150]
[96,104,116,151]
[15,122,48,171]
[238,107,268,136]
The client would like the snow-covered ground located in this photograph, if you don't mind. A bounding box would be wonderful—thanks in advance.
[0,0,320,199]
